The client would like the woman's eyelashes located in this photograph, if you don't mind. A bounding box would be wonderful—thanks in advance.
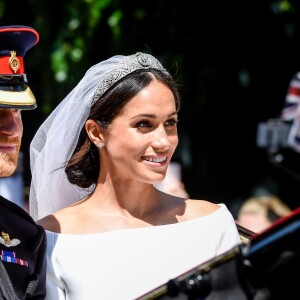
[135,118,179,131]
[136,120,151,128]
[165,118,179,127]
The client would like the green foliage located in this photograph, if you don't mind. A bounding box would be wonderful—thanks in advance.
[0,0,5,18]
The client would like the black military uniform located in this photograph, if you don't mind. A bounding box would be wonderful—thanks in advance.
[0,26,46,299]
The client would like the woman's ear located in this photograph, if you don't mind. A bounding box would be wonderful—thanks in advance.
[85,119,104,145]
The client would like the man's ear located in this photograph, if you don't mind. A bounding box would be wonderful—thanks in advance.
[85,119,104,145]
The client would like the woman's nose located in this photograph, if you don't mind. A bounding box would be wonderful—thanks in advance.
[151,126,172,150]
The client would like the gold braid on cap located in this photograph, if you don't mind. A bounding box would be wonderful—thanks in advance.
[92,52,170,104]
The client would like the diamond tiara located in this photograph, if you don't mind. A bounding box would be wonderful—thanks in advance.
[92,52,170,104]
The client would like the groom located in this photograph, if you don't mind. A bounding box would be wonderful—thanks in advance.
[0,25,46,299]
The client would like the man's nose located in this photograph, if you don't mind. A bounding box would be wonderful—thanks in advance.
[0,109,21,136]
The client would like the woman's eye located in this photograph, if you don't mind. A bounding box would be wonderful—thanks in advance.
[165,119,179,127]
[136,121,151,128]
[136,119,178,130]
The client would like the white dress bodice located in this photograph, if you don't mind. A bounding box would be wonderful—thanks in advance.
[45,204,241,300]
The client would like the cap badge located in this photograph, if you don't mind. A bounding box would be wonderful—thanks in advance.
[9,50,20,73]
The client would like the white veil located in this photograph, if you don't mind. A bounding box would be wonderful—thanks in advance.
[29,52,169,221]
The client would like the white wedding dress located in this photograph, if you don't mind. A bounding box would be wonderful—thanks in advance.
[44,204,241,300]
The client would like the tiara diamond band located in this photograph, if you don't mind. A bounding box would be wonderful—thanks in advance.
[92,52,169,105]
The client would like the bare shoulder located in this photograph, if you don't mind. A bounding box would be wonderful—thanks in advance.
[181,199,223,220]
[37,208,71,233]
[37,214,60,232]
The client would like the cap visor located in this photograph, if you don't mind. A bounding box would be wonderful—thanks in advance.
[0,86,36,109]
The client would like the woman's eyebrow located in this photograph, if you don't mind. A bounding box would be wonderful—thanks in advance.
[130,111,178,120]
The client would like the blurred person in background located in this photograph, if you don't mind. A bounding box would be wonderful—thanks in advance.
[236,195,292,233]
[154,161,189,198]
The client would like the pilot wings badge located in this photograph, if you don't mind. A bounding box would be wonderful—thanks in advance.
[0,231,21,247]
